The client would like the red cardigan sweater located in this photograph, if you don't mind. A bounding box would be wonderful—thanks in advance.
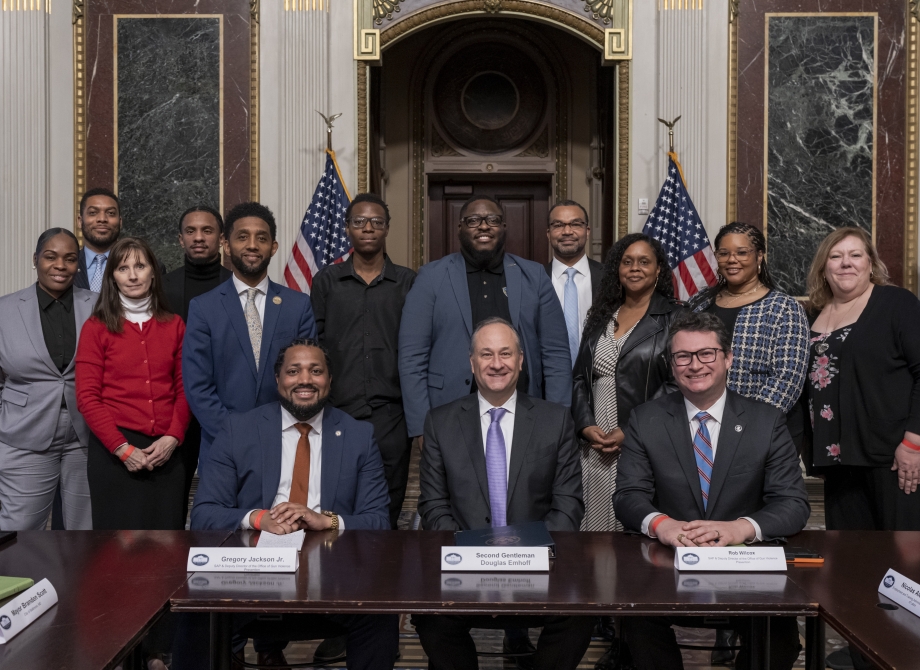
[76,315,191,453]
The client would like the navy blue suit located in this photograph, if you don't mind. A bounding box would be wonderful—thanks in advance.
[182,278,316,468]
[191,403,390,531]
[398,252,571,437]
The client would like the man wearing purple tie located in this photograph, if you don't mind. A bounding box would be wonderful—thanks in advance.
[613,312,809,670]
[415,318,592,669]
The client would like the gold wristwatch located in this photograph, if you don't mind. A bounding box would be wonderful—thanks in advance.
[321,510,339,531]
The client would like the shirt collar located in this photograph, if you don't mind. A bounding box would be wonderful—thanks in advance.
[280,405,324,436]
[36,283,74,312]
[478,390,517,418]
[232,273,270,297]
[552,255,590,280]
[83,246,110,266]
[684,389,728,426]
[341,254,396,284]
[462,248,505,274]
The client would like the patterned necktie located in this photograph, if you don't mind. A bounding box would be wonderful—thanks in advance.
[693,411,715,511]
[90,254,106,293]
[289,423,312,506]
[245,288,262,370]
[563,267,579,364]
[486,408,508,527]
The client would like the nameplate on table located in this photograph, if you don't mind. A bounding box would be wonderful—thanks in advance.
[676,573,788,592]
[0,578,58,644]
[674,547,787,572]
[189,572,298,597]
[441,546,550,572]
[879,569,920,617]
[441,573,550,596]
[187,548,299,573]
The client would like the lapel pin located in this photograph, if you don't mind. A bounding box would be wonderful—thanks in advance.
[502,287,508,296]
[273,296,282,305]
[335,430,342,436]
[735,425,743,432]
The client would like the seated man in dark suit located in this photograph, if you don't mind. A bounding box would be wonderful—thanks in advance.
[177,338,397,670]
[414,317,594,670]
[614,311,810,670]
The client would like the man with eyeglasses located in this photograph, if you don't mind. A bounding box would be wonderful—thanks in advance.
[543,200,605,364]
[613,311,809,670]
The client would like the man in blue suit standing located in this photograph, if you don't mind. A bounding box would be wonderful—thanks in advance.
[182,201,316,472]
[178,339,396,670]
[399,195,572,442]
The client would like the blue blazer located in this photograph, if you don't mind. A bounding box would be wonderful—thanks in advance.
[398,252,572,437]
[182,278,316,466]
[191,403,390,531]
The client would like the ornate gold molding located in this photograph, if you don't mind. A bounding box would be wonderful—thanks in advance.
[729,0,739,23]
[907,2,919,292]
[357,61,369,193]
[617,60,629,239]
[250,1,260,201]
[73,0,86,237]
[726,0,739,222]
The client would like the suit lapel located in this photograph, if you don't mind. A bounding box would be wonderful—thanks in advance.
[506,394,534,506]
[260,405,283,509]
[617,313,662,359]
[64,290,96,375]
[705,393,745,518]
[220,282,258,380]
[257,282,283,390]
[504,255,522,328]
[320,409,343,511]
[447,255,474,336]
[664,394,706,519]
[19,292,59,376]
[590,261,603,299]
[458,395,491,508]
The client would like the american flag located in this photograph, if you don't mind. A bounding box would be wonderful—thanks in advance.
[284,149,353,293]
[642,152,718,301]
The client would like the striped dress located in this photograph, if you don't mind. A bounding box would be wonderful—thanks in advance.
[580,313,637,532]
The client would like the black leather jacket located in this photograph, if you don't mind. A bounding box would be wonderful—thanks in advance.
[571,292,686,435]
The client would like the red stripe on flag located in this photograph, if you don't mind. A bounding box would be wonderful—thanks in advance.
[678,262,698,298]
[286,244,314,292]
[693,249,717,286]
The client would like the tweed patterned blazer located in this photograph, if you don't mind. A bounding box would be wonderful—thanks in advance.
[690,290,809,413]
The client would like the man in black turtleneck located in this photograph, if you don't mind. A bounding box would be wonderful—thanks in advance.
[162,205,232,514]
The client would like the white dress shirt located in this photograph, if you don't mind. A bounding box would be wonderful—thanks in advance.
[478,391,517,480]
[241,406,344,529]
[232,274,269,325]
[550,255,592,336]
[642,390,762,542]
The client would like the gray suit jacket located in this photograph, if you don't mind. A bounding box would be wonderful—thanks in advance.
[614,390,810,541]
[418,392,584,532]
[0,285,96,451]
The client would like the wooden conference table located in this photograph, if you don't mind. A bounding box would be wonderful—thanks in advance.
[171,530,821,670]
[0,529,229,670]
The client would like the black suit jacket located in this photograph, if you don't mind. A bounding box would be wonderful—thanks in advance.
[614,390,809,541]
[543,257,605,304]
[419,392,584,532]
[74,247,167,292]
[162,263,233,322]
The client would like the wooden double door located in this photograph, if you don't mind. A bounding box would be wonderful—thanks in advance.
[427,178,551,263]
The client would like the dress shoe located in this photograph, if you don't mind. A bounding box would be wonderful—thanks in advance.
[826,648,856,670]
[711,628,738,666]
[258,650,290,667]
[502,634,536,670]
[313,635,347,664]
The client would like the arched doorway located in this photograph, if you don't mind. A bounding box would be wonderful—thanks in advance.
[366,16,620,267]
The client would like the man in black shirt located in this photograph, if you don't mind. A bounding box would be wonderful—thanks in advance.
[312,193,416,530]
[162,205,232,513]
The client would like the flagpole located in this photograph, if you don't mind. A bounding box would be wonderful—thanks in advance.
[316,110,343,152]
[657,115,681,153]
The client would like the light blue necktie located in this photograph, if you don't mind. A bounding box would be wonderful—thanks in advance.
[90,254,106,293]
[486,408,508,528]
[563,267,579,364]
[693,412,715,511]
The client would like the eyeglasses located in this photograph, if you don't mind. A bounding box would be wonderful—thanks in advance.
[348,217,388,230]
[715,248,754,261]
[460,215,504,228]
[549,220,588,231]
[670,348,724,366]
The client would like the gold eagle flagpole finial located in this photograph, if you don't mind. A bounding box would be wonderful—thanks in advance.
[316,111,343,152]
[657,115,682,153]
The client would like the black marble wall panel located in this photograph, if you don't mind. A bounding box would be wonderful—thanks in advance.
[116,17,221,272]
[765,16,875,295]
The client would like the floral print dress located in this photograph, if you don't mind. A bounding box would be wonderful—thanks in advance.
[807,327,851,466]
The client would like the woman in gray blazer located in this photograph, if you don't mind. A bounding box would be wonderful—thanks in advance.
[0,229,97,530]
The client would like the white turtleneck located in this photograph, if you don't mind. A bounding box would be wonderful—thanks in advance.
[119,293,153,326]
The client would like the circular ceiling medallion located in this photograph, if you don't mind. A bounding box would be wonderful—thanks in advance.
[461,72,520,131]
[433,42,547,155]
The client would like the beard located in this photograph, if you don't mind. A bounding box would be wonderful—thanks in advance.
[279,387,329,422]
[459,228,506,269]
[230,251,271,277]
[81,224,120,249]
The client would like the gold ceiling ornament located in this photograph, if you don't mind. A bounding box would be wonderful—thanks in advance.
[584,0,614,25]
[483,0,503,13]
[374,0,403,23]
